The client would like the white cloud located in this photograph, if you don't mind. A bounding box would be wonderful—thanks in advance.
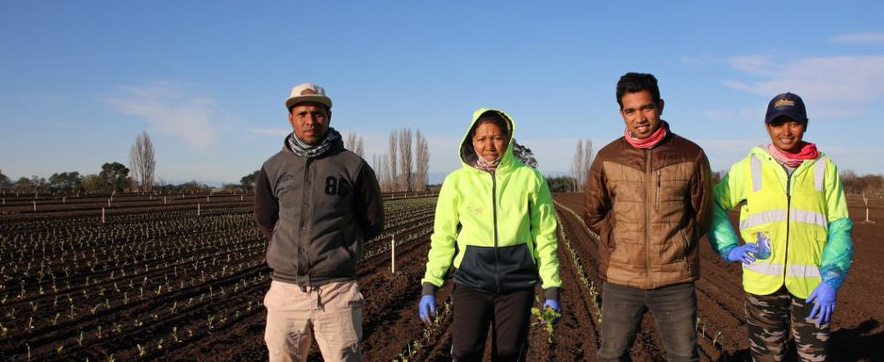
[829,33,884,45]
[727,55,778,76]
[102,82,219,149]
[722,55,884,120]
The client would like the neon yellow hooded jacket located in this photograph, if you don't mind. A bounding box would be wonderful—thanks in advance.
[420,108,562,297]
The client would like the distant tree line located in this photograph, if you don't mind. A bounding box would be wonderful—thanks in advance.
[0,130,219,195]
[840,171,884,196]
[0,164,219,195]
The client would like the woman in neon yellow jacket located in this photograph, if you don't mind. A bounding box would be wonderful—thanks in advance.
[707,92,853,361]
[418,108,562,361]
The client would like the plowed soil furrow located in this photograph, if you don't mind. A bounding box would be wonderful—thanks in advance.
[3,194,882,361]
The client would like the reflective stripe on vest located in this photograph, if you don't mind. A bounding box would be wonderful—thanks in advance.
[814,157,828,192]
[743,263,820,278]
[740,210,787,230]
[791,210,827,227]
[738,209,826,230]
[750,156,763,192]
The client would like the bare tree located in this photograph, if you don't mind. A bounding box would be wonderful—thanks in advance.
[414,130,430,192]
[571,140,584,191]
[398,128,413,192]
[129,130,156,192]
[346,133,357,151]
[355,137,364,158]
[571,139,593,191]
[346,133,365,158]
[373,153,390,192]
[584,139,593,177]
[388,131,399,192]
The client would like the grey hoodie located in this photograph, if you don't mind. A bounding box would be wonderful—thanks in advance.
[255,136,384,285]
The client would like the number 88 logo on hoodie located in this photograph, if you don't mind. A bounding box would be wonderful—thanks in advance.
[324,176,350,197]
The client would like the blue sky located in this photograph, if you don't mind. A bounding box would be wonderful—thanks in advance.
[2,1,883,185]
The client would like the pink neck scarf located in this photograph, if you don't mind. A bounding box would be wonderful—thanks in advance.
[475,157,500,173]
[624,124,668,149]
[766,142,820,168]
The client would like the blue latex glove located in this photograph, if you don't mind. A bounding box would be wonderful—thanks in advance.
[727,243,759,264]
[419,294,436,324]
[543,299,561,324]
[806,282,836,324]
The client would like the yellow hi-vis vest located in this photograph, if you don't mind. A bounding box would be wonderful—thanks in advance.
[738,152,833,299]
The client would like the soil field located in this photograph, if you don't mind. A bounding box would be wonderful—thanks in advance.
[1,193,882,361]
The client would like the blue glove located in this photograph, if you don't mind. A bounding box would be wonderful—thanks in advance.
[543,299,561,324]
[727,243,759,264]
[806,282,836,324]
[419,294,436,324]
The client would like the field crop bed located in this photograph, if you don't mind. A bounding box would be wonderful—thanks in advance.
[0,195,440,362]
[2,192,881,361]
[0,192,254,221]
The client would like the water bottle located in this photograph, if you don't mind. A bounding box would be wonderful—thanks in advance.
[754,232,771,260]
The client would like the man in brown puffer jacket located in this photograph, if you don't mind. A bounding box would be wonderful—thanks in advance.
[584,72,713,362]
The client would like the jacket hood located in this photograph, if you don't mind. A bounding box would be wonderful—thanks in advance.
[459,108,518,171]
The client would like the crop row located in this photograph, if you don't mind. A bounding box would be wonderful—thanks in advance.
[0,198,437,362]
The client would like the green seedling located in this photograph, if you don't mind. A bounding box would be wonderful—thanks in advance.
[531,306,561,344]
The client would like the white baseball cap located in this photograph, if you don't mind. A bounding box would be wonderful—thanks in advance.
[285,83,333,111]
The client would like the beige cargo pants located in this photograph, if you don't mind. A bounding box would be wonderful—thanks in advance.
[264,280,364,362]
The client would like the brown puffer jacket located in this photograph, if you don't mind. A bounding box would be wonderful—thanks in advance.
[584,125,712,290]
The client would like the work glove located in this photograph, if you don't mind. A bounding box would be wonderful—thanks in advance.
[806,282,836,324]
[419,294,436,324]
[727,243,759,264]
[542,299,561,325]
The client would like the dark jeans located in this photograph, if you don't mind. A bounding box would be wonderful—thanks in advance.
[597,282,698,362]
[451,284,534,362]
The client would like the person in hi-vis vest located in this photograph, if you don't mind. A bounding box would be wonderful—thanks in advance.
[708,92,853,362]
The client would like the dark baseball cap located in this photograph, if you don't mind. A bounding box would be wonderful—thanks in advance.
[765,92,807,124]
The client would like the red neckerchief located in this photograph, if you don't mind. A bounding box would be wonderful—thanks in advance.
[766,142,820,168]
[624,123,668,149]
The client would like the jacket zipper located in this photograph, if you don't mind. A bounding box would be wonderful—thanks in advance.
[298,158,313,284]
[491,171,501,293]
[645,150,652,288]
[656,170,661,209]
[783,166,792,284]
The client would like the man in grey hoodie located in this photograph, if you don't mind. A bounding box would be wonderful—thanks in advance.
[255,83,384,362]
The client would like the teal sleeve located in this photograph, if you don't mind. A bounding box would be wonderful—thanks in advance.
[706,167,746,261]
[819,161,853,290]
[420,176,459,288]
[820,217,853,290]
[708,201,740,260]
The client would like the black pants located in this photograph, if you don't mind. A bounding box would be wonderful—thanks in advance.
[451,284,534,362]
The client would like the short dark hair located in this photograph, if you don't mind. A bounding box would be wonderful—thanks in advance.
[616,72,661,110]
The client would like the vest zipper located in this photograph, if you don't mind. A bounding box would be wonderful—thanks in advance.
[491,171,500,293]
[783,169,792,285]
